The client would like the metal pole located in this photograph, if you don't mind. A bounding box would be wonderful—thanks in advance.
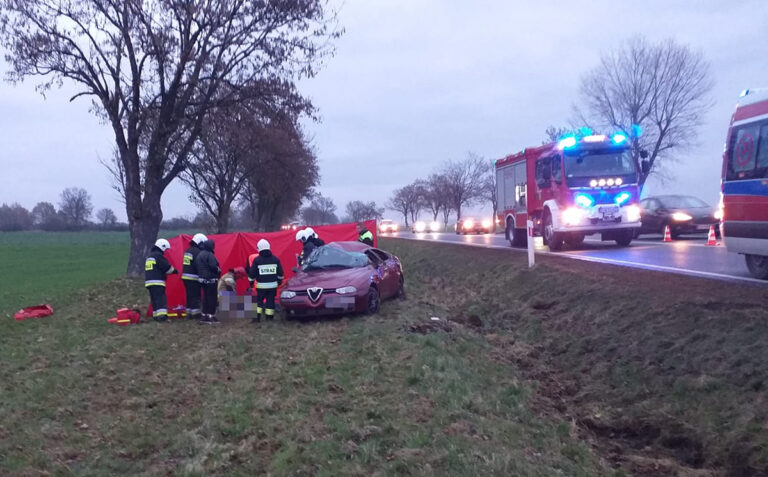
[527,220,535,268]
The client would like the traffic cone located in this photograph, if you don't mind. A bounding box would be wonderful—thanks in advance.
[663,225,672,242]
[706,225,718,246]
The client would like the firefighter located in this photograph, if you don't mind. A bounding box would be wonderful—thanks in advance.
[145,238,177,322]
[182,233,207,320]
[218,267,247,293]
[299,227,325,266]
[248,239,284,323]
[296,229,310,267]
[194,239,221,325]
[246,252,259,290]
[357,222,374,246]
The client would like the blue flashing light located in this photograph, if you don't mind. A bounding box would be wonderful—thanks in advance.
[631,124,643,139]
[558,136,577,149]
[574,193,595,208]
[612,133,627,144]
[579,127,593,137]
[615,191,631,205]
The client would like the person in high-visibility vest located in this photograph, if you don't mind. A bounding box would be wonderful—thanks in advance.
[182,233,207,320]
[357,222,374,246]
[248,239,284,323]
[246,252,259,290]
[144,239,177,322]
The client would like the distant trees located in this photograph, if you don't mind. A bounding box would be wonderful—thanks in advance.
[576,36,713,187]
[0,203,33,231]
[544,126,571,143]
[345,201,384,223]
[386,183,423,228]
[441,153,488,221]
[58,188,93,229]
[31,202,58,230]
[96,208,118,227]
[301,194,339,225]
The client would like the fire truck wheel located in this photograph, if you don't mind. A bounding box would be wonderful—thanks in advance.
[615,230,633,247]
[507,221,526,247]
[745,255,768,280]
[565,233,585,247]
[543,212,563,251]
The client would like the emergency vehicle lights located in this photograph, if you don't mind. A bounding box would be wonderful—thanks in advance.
[562,207,585,226]
[615,178,623,185]
[612,133,627,144]
[607,178,615,186]
[626,205,641,222]
[598,179,607,187]
[614,191,631,205]
[557,136,577,149]
[574,193,595,208]
[583,134,607,142]
[590,179,598,187]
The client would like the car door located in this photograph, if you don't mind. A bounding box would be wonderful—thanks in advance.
[371,249,397,298]
[643,199,664,232]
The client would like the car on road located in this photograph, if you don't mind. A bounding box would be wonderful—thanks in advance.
[279,241,404,317]
[379,219,399,234]
[455,217,493,235]
[637,195,720,239]
[281,221,300,231]
[412,220,441,233]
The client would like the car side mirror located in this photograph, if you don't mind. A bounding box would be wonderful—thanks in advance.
[641,159,651,174]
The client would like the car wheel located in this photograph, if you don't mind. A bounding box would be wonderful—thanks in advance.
[543,211,563,251]
[745,254,768,280]
[366,287,380,314]
[633,228,640,239]
[564,232,585,247]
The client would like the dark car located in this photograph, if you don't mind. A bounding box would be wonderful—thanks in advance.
[637,195,720,239]
[455,217,494,235]
[279,241,404,317]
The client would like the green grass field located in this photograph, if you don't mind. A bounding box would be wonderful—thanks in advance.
[3,232,768,475]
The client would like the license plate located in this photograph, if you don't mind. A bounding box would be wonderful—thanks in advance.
[598,205,619,219]
[325,296,355,308]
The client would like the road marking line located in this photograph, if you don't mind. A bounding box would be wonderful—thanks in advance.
[391,235,767,286]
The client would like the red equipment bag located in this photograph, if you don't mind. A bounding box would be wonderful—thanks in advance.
[108,308,141,326]
[14,304,54,321]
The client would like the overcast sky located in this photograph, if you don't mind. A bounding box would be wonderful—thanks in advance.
[1,0,767,222]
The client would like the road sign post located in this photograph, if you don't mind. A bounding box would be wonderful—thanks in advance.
[527,220,535,268]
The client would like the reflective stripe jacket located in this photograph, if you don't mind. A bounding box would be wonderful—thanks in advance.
[145,246,174,287]
[248,250,284,289]
[299,237,325,266]
[182,243,202,281]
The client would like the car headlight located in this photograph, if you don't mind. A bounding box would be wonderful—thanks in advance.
[281,291,296,299]
[335,286,357,295]
[671,212,692,222]
[429,221,440,232]
[626,204,641,222]
[481,219,492,228]
[414,221,426,232]
[714,208,723,220]
[562,207,584,226]
[464,219,474,229]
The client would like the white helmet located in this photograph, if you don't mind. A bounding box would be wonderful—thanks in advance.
[192,233,207,245]
[155,239,171,252]
[305,227,316,239]
[257,239,271,252]
[295,229,307,242]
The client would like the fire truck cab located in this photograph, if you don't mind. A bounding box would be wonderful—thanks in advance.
[496,133,645,250]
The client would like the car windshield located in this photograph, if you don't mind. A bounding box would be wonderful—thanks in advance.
[564,149,636,178]
[302,245,369,271]
[660,196,709,208]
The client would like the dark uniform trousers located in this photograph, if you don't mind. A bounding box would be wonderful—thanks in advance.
[256,289,277,318]
[148,285,167,319]
[183,279,202,317]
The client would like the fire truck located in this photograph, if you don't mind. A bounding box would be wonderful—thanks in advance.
[496,133,648,250]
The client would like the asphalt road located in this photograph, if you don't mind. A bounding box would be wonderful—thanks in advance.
[387,230,768,286]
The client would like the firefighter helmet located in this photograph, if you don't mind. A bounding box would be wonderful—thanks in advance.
[295,229,307,242]
[305,227,316,239]
[257,239,271,252]
[192,233,207,245]
[155,239,171,252]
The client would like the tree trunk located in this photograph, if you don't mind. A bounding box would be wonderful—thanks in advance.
[125,198,163,277]
[215,203,231,234]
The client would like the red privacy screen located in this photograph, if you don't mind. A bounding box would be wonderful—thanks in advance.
[161,221,377,310]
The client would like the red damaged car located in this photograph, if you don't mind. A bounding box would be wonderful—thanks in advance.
[279,241,404,317]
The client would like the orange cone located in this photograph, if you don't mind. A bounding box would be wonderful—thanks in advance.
[706,225,718,246]
[663,225,672,242]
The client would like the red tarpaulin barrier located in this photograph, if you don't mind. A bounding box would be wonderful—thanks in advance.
[160,221,377,310]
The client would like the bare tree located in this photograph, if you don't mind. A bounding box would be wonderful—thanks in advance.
[345,201,384,223]
[0,1,339,275]
[386,183,421,228]
[59,187,92,228]
[544,126,571,144]
[31,202,57,228]
[419,175,450,224]
[441,152,488,221]
[301,194,338,226]
[96,208,118,227]
[576,36,713,187]
[482,162,498,230]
